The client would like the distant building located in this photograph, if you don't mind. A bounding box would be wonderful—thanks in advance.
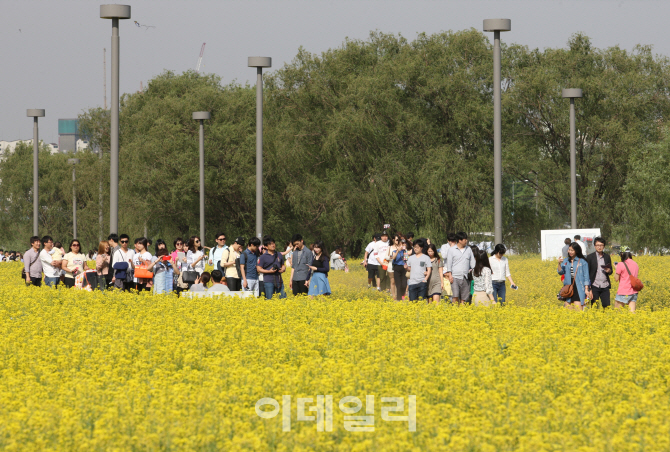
[58,118,79,153]
[0,140,60,159]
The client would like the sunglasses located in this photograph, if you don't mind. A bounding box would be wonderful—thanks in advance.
[72,244,80,247]
[120,240,129,243]
[217,237,226,241]
[195,240,200,243]
[176,242,183,245]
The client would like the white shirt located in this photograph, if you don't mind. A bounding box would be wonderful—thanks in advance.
[133,251,153,282]
[489,255,511,281]
[39,249,60,278]
[209,245,228,268]
[374,240,390,265]
[113,248,134,277]
[365,241,377,265]
[187,249,205,274]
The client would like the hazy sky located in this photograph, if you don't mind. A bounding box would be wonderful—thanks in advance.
[3,0,668,143]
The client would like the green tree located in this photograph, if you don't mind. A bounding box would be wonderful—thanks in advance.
[618,128,670,252]
[503,34,670,242]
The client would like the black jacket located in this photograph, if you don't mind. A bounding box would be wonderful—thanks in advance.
[586,252,612,288]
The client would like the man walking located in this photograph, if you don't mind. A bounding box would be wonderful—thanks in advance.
[441,233,457,300]
[106,234,120,290]
[374,231,391,292]
[561,237,572,259]
[444,232,476,305]
[574,235,586,256]
[407,239,431,301]
[111,234,134,291]
[240,237,261,296]
[220,237,244,291]
[39,235,61,287]
[586,237,613,308]
[289,234,313,296]
[257,236,287,299]
[209,232,228,271]
[363,233,380,290]
[24,236,43,287]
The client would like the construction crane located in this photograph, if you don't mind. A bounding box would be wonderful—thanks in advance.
[195,43,206,73]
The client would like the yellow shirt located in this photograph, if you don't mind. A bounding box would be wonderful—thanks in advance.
[220,248,241,279]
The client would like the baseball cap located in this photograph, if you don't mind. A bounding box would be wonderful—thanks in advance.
[234,237,245,246]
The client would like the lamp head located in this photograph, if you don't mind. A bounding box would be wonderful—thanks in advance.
[192,112,211,120]
[248,57,272,68]
[483,19,511,32]
[26,109,45,118]
[100,5,131,19]
[562,88,583,98]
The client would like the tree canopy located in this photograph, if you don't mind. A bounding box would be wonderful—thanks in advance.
[2,30,669,253]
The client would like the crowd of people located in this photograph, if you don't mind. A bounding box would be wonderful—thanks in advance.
[8,230,642,310]
[14,233,349,300]
[361,231,642,311]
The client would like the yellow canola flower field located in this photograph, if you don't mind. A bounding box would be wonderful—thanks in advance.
[0,256,669,451]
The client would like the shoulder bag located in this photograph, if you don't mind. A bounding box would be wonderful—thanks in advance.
[180,251,199,283]
[227,249,241,279]
[622,261,644,291]
[559,259,582,299]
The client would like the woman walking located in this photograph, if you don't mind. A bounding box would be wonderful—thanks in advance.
[95,241,111,291]
[390,234,407,301]
[131,237,153,292]
[489,244,517,305]
[557,243,591,311]
[307,241,331,297]
[614,246,640,313]
[62,239,89,288]
[426,244,443,304]
[472,250,496,306]
[148,239,173,294]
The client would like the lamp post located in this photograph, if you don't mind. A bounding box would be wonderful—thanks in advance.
[193,111,210,245]
[562,88,583,229]
[248,56,271,239]
[483,19,511,245]
[100,4,131,235]
[68,158,80,238]
[26,109,45,237]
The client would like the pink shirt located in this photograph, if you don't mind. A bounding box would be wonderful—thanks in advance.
[616,259,639,295]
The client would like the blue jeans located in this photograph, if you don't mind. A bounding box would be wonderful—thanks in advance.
[492,281,506,305]
[45,276,60,287]
[408,282,428,301]
[154,271,167,294]
[263,282,286,300]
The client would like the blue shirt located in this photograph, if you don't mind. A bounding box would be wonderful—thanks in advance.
[240,248,259,280]
[392,249,406,266]
[258,252,285,285]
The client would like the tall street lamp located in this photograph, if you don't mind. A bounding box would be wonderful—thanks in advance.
[27,109,45,237]
[562,88,583,229]
[248,56,271,239]
[68,158,80,238]
[483,18,511,245]
[100,4,131,235]
[193,111,210,245]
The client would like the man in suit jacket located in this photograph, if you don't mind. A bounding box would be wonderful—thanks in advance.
[586,237,613,308]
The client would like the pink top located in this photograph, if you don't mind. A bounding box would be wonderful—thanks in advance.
[616,259,639,295]
[96,254,110,275]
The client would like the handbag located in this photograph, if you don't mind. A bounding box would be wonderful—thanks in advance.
[81,271,98,291]
[134,264,154,279]
[622,261,644,291]
[559,260,581,299]
[182,271,198,284]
